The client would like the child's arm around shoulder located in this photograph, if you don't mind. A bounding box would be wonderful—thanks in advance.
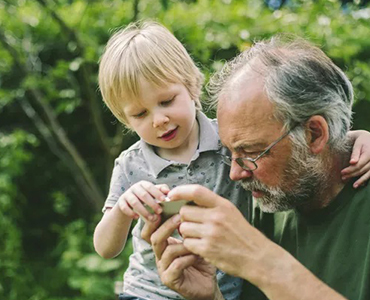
[342,130,370,188]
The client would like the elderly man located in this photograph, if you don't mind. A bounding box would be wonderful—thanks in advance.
[145,35,370,300]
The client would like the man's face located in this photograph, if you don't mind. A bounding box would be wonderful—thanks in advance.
[218,74,327,212]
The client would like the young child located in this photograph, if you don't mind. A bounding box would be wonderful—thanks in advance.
[94,21,370,300]
[94,21,250,300]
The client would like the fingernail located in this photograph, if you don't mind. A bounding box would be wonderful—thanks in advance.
[172,214,181,224]
[354,184,358,188]
[150,215,158,222]
[156,207,162,214]
[342,177,347,181]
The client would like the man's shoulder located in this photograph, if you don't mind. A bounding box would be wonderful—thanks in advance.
[353,181,370,199]
[347,181,370,214]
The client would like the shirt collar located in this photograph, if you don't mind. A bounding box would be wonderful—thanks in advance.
[197,111,221,153]
[141,111,221,178]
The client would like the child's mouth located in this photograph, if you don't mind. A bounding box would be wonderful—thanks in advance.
[161,127,178,141]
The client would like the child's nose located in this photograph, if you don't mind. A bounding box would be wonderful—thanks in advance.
[153,113,169,128]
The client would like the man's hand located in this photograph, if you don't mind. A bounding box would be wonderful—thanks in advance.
[148,215,221,300]
[167,185,348,300]
[168,185,268,279]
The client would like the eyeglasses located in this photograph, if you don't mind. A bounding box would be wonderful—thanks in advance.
[220,124,298,171]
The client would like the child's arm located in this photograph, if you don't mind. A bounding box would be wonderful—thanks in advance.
[341,130,370,188]
[93,181,169,259]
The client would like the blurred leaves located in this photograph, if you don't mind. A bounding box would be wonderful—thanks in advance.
[0,130,36,299]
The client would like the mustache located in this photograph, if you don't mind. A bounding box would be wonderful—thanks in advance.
[241,179,272,194]
[240,178,286,199]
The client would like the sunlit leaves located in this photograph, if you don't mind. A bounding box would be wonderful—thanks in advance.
[1,1,370,300]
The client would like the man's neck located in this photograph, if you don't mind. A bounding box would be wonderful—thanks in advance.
[300,151,350,213]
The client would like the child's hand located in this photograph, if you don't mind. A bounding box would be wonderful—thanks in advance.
[117,181,170,221]
[341,130,370,188]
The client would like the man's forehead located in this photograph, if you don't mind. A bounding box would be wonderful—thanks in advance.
[217,73,281,149]
[219,116,278,151]
[217,73,271,119]
[221,68,260,96]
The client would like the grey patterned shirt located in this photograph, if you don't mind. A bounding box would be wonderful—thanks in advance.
[104,112,251,300]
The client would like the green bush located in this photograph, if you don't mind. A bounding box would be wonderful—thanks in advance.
[1,0,369,299]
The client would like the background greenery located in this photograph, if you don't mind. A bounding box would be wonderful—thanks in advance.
[1,0,370,299]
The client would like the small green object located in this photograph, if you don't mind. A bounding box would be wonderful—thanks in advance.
[145,200,193,223]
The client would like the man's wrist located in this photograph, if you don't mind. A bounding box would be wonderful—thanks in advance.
[253,247,346,300]
[240,241,297,294]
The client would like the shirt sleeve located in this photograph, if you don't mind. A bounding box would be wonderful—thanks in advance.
[102,153,131,213]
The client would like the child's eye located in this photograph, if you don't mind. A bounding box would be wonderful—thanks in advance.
[160,97,174,106]
[132,110,147,118]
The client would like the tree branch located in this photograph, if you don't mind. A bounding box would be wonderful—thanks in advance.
[0,28,104,210]
[133,0,140,21]
[19,98,101,212]
[28,88,105,205]
[35,0,114,157]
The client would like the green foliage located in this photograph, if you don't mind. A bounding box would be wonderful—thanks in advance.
[54,219,131,299]
[1,0,370,299]
[0,130,37,299]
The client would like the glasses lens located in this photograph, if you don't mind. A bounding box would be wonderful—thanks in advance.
[236,158,257,171]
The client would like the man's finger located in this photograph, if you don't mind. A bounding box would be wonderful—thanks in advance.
[167,184,228,208]
[151,214,181,260]
[179,221,205,238]
[161,254,199,288]
[141,216,162,244]
[167,236,183,245]
[160,243,192,272]
[179,205,209,223]
[183,238,205,257]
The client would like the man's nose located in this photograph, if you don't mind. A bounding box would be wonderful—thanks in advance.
[229,160,253,181]
[153,112,169,128]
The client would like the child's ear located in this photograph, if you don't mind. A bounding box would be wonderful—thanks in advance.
[305,115,329,154]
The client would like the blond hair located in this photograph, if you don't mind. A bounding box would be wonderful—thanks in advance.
[99,21,204,126]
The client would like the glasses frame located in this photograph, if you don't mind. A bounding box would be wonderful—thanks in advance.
[221,124,299,171]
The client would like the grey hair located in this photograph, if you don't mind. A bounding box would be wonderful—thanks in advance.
[208,34,354,153]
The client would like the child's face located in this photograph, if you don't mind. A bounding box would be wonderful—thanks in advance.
[123,80,198,154]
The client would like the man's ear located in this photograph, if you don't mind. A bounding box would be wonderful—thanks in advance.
[306,115,329,154]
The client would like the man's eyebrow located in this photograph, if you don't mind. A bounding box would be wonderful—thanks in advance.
[233,142,267,152]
